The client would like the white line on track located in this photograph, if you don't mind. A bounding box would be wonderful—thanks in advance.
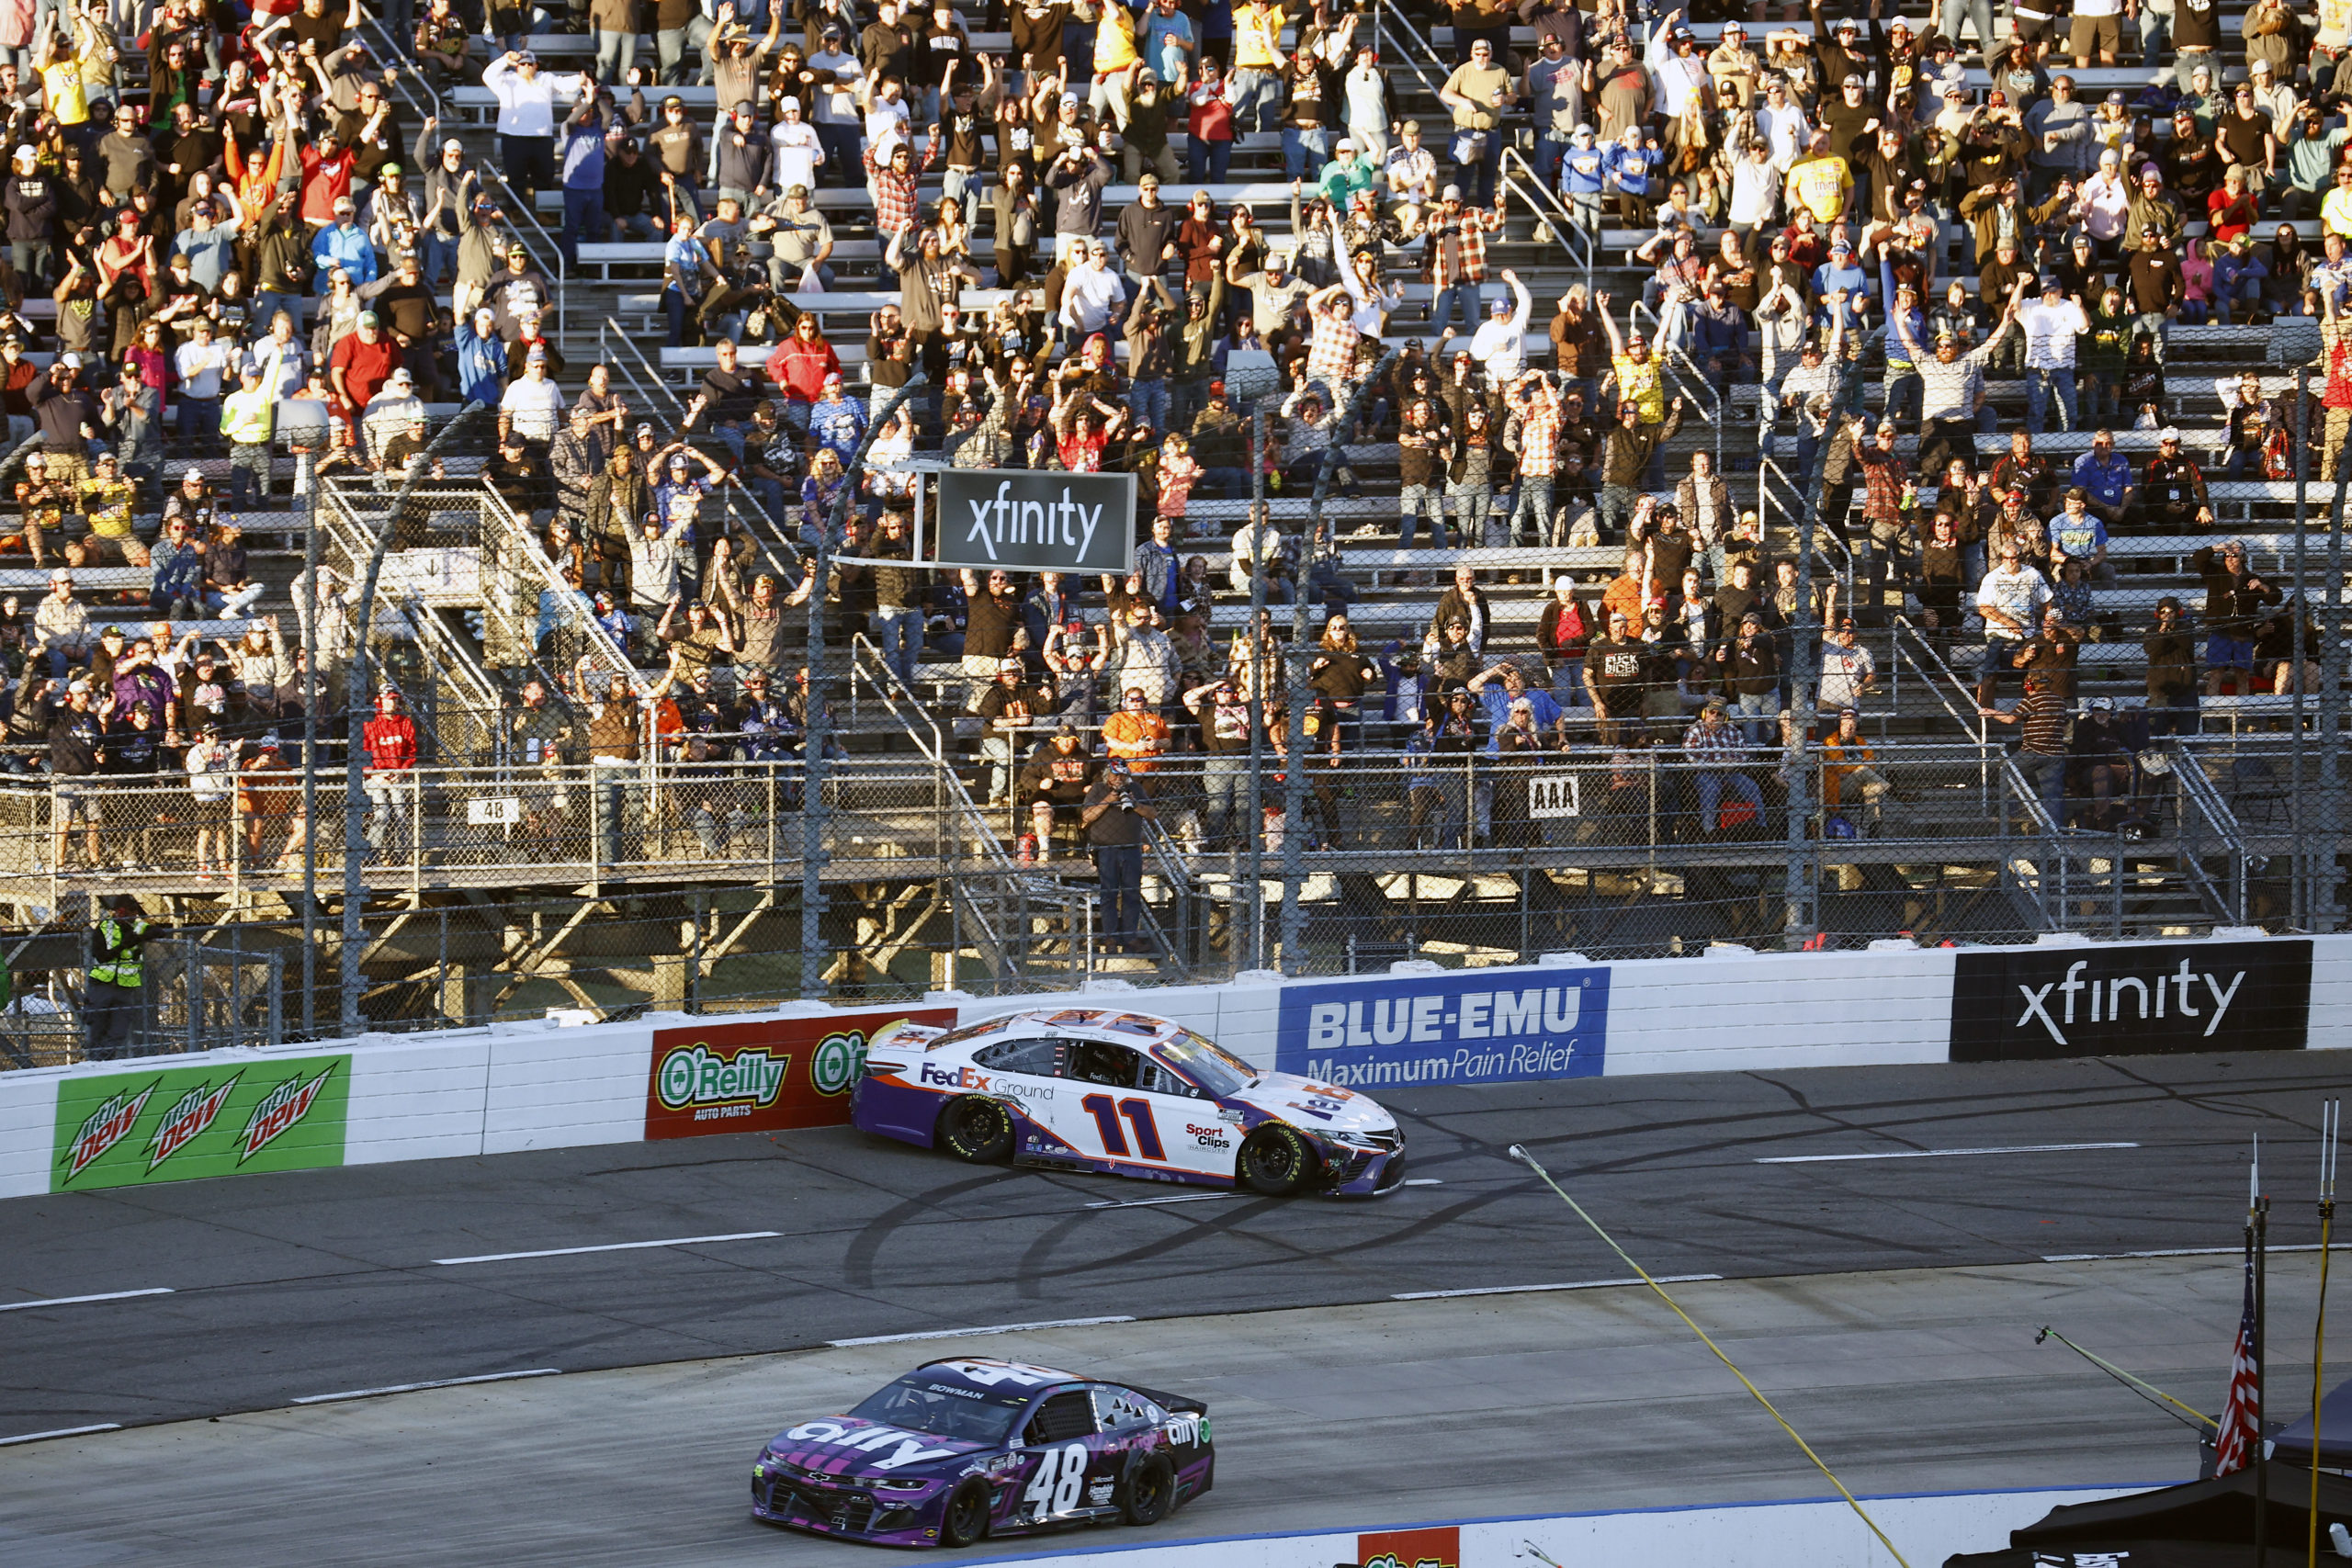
[1393,1273,1722,1301]
[2045,1244,2327,1263]
[1757,1143,2140,1165]
[432,1231,783,1265]
[1402,1179,1444,1186]
[830,1316,1137,1348]
[1083,1192,1242,1209]
[0,1424,122,1446]
[292,1369,563,1405]
[0,1288,175,1313]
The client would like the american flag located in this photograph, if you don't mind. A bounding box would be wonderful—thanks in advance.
[2214,1241,2261,1474]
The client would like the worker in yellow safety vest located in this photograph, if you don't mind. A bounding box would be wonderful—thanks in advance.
[84,894,153,1063]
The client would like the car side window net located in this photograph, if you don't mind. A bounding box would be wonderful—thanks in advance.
[1024,1390,1098,1446]
[971,1037,1064,1077]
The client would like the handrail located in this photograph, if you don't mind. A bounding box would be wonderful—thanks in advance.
[479,166,571,331]
[600,317,687,419]
[1498,146,1593,284]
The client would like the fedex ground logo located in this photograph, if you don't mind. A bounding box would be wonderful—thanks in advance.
[1277,968,1611,1087]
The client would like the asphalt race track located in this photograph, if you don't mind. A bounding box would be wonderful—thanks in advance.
[2,1053,2348,1565]
[0,1257,2322,1567]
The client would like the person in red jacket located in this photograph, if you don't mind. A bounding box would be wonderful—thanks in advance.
[362,684,419,857]
[1535,573,1593,704]
[763,311,842,434]
[329,311,403,422]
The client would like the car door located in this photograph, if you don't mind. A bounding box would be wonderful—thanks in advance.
[966,1037,1070,1159]
[1010,1387,1104,1528]
[1042,1040,1218,1178]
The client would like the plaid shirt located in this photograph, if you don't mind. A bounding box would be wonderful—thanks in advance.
[1515,381,1562,477]
[865,135,942,241]
[1424,206,1496,288]
[1304,305,1360,396]
[1858,442,1909,526]
[1682,717,1746,765]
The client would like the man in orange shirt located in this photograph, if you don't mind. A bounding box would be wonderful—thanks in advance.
[1101,685,1170,771]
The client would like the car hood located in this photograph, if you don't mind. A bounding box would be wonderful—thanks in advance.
[763,1416,994,1479]
[1227,1072,1396,1135]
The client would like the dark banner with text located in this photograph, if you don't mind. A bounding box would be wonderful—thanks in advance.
[1949,939,2312,1062]
[933,468,1136,575]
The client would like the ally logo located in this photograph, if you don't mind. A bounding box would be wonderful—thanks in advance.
[239,1064,336,1163]
[146,1074,242,1173]
[809,1031,867,1097]
[61,1082,159,1185]
[656,1043,790,1112]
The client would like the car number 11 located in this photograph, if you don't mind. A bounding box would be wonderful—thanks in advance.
[1023,1441,1091,1518]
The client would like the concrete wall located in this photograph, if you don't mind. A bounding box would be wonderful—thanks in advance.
[1,933,2335,1200]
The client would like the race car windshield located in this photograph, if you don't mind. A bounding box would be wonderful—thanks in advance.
[848,1377,1028,1443]
[1154,1031,1259,1096]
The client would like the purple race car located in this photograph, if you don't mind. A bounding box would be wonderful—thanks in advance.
[750,1357,1214,1548]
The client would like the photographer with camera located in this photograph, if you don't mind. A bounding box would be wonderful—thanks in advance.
[1081,756,1159,955]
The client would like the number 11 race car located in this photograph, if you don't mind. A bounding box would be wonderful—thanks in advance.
[851,1007,1406,1196]
[751,1357,1213,1547]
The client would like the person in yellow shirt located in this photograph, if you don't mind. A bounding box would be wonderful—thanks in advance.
[1229,0,1283,131]
[1091,0,1142,127]
[220,362,277,507]
[1784,128,1854,225]
[74,454,149,567]
[38,30,91,128]
[2325,164,2352,243]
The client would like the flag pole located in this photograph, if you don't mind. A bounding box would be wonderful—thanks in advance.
[2257,1134,2272,1567]
[2313,1100,2340,1568]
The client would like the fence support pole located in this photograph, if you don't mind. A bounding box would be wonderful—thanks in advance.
[1245,408,1269,973]
[1283,351,1399,976]
[2324,402,2352,932]
[297,449,319,1040]
[2292,371,2311,927]
[342,404,490,1038]
[803,377,928,1000]
[1780,358,1851,945]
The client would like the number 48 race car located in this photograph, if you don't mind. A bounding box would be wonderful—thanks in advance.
[851,1007,1406,1195]
[752,1358,1213,1547]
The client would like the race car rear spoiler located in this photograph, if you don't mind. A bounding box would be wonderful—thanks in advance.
[872,1020,948,1052]
[1128,1383,1207,1416]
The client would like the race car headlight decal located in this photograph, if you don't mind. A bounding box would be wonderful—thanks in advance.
[872,1478,932,1492]
[865,1061,907,1077]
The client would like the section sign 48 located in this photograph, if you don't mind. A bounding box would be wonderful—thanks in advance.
[51,1055,352,1191]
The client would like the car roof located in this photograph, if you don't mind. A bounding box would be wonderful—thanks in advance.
[936,1007,1188,1049]
[914,1356,1088,1393]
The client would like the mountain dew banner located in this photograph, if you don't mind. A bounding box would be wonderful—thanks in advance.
[51,1055,352,1191]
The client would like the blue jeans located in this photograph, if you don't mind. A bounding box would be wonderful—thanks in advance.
[1203,756,1247,843]
[1095,841,1145,946]
[1227,68,1281,131]
[175,393,220,448]
[1187,137,1232,184]
[1129,377,1170,436]
[1398,481,1442,549]
[1509,475,1555,545]
[2025,367,2078,434]
[2012,748,2066,822]
[1883,367,1921,425]
[560,186,607,267]
[1430,278,1481,336]
[815,122,861,187]
[2133,310,2172,359]
[870,603,921,686]
[1598,482,1640,543]
[419,232,459,291]
[1532,130,1568,191]
[1939,0,1996,51]
[1696,770,1764,832]
[120,386,164,475]
[1282,126,1330,180]
[1444,482,1490,546]
[254,289,303,339]
[1734,690,1776,747]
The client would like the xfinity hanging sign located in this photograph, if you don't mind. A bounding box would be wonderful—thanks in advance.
[1948,938,2312,1062]
[935,469,1136,574]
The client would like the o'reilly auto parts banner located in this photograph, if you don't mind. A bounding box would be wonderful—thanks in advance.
[1275,967,1610,1088]
[51,1055,351,1192]
[933,468,1136,576]
[645,1008,956,1139]
[1950,939,2312,1062]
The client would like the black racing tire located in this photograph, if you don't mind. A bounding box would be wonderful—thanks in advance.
[1237,1125,1318,1196]
[940,1481,993,1546]
[937,1097,1013,1163]
[1120,1455,1176,1526]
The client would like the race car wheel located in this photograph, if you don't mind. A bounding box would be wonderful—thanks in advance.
[937,1097,1013,1163]
[940,1481,993,1546]
[1120,1455,1175,1526]
[1238,1125,1318,1196]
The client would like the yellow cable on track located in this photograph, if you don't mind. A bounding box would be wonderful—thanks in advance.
[1506,1144,1913,1568]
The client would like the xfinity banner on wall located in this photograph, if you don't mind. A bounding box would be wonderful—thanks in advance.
[1276,966,1611,1087]
[51,1054,351,1191]
[933,468,1136,576]
[1949,939,2313,1062]
[645,1008,956,1139]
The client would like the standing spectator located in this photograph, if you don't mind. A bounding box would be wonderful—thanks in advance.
[83,895,153,1061]
[1438,37,1515,205]
[186,726,238,879]
[362,683,420,859]
[1080,759,1156,953]
[1981,669,2071,819]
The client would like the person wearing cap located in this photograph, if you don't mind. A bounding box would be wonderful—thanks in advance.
[1437,37,1514,205]
[328,307,401,424]
[548,90,616,272]
[170,315,232,455]
[482,48,589,209]
[2017,272,2088,434]
[1421,182,1504,342]
[499,341,568,460]
[311,192,379,293]
[82,893,155,1060]
[2022,74,2098,197]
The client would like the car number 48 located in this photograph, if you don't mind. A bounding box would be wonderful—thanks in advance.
[1023,1442,1091,1517]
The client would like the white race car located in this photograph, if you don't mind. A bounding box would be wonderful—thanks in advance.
[851,1007,1406,1196]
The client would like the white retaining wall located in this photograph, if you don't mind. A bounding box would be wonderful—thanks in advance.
[959,1485,2144,1568]
[4,933,2344,1199]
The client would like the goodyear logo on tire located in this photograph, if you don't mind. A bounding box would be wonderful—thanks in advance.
[810,1031,866,1097]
